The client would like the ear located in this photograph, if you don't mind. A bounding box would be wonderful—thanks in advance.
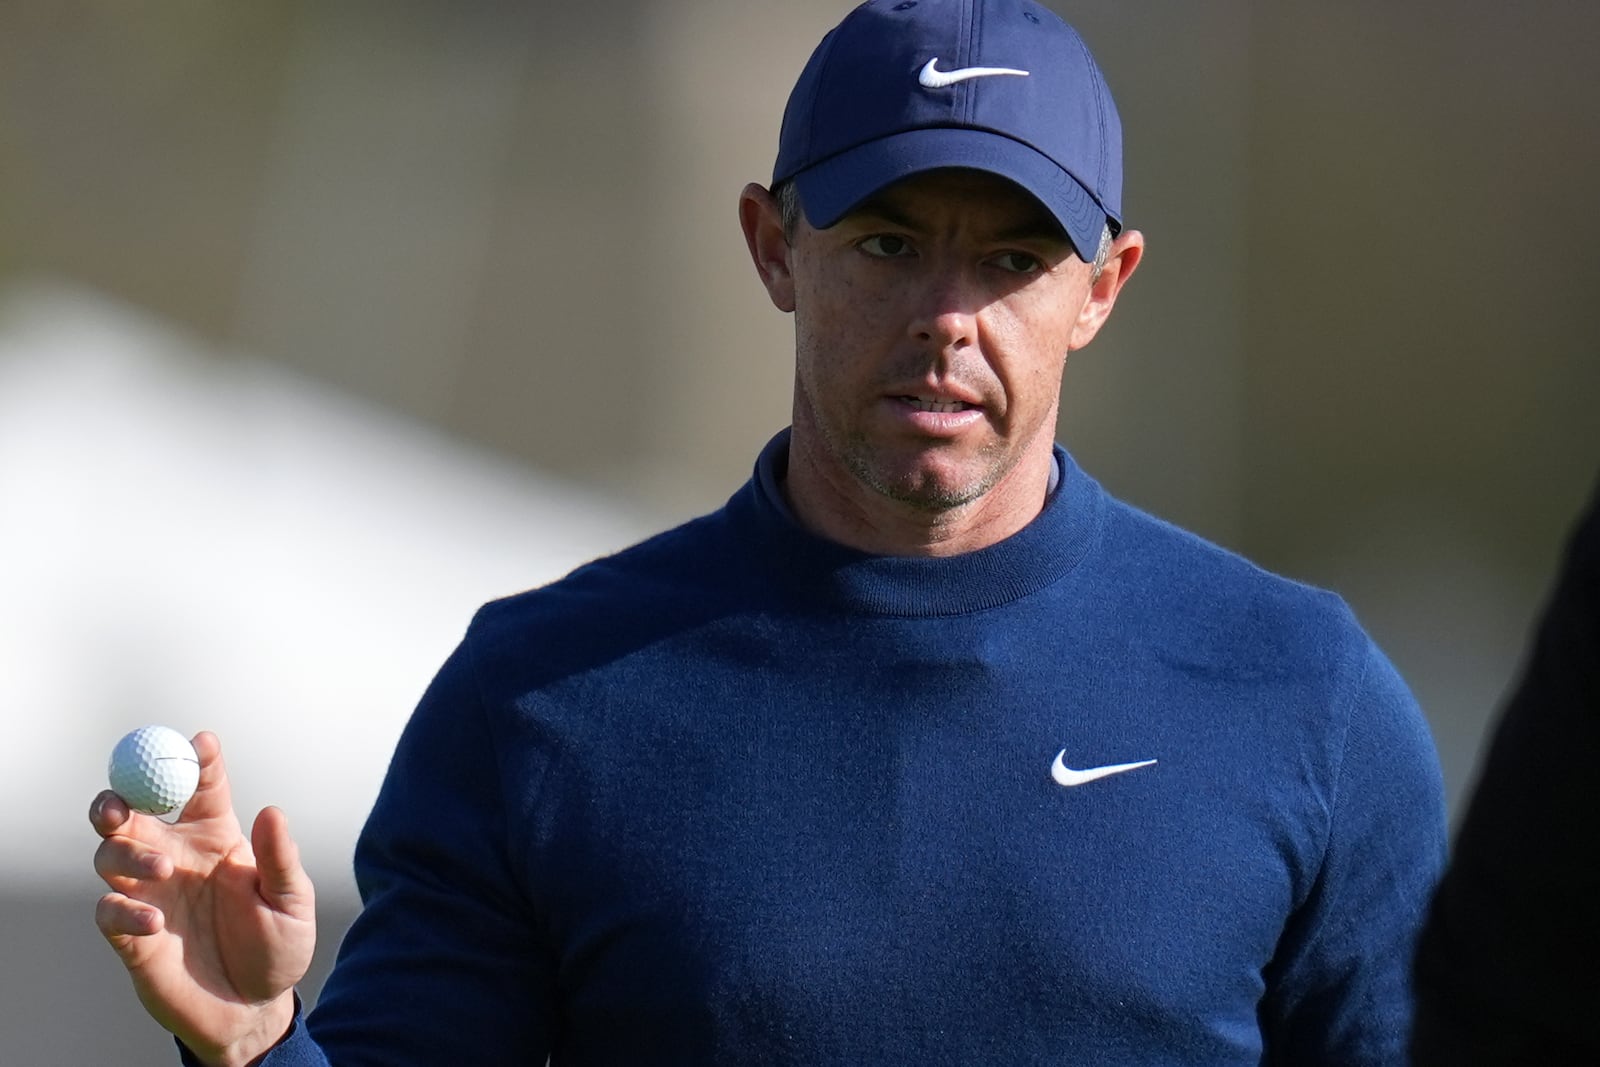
[1068,229,1145,350]
[739,183,796,313]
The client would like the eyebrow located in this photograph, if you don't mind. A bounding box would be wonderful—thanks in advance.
[848,197,1069,247]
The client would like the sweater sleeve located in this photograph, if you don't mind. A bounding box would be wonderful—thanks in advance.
[177,999,325,1067]
[1260,636,1448,1066]
[262,634,557,1065]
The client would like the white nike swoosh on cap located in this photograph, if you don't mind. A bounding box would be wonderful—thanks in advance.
[917,58,1030,89]
[1050,749,1157,787]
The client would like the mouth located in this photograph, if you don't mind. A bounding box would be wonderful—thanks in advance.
[899,395,976,413]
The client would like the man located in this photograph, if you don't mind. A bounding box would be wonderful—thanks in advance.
[1411,478,1599,1064]
[90,1,1446,1063]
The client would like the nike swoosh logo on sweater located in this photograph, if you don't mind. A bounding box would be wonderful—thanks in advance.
[1051,750,1157,787]
[917,58,1029,89]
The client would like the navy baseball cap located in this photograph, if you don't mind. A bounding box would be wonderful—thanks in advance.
[773,0,1122,261]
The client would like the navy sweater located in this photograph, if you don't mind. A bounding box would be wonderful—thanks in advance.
[239,433,1445,1065]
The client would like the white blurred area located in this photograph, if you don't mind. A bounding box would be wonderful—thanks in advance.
[0,279,661,895]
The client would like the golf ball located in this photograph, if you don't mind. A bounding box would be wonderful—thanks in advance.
[108,725,200,815]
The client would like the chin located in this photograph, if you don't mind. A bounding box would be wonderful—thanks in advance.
[854,459,994,513]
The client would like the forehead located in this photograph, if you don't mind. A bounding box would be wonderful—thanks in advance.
[845,168,1065,237]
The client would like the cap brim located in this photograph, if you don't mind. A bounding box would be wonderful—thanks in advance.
[790,128,1112,262]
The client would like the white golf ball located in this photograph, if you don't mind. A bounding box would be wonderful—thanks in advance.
[108,725,200,815]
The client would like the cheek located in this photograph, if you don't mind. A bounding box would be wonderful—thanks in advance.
[980,298,1076,422]
[794,271,896,370]
[987,304,1070,378]
[1008,345,1070,417]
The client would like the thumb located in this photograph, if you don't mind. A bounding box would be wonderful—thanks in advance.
[251,806,315,919]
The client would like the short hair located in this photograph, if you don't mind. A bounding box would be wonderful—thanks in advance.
[773,178,1113,279]
[1090,224,1112,280]
[775,179,803,243]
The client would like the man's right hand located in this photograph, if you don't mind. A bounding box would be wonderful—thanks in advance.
[91,731,317,1067]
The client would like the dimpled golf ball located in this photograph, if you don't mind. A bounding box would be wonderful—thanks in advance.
[108,726,200,815]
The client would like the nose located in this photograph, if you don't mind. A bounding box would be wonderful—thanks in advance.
[907,267,980,353]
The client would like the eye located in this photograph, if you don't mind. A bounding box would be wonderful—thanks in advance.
[990,251,1043,274]
[858,234,915,258]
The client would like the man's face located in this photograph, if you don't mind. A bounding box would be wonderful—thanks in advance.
[781,169,1107,517]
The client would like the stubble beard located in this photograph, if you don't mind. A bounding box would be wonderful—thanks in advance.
[838,431,1012,514]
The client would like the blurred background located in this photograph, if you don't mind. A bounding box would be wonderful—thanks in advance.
[2,1,1595,1062]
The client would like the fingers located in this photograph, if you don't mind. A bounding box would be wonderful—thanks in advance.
[252,806,316,919]
[90,731,246,907]
[95,891,165,943]
[180,730,236,822]
[94,832,174,887]
[89,790,177,856]
[89,789,132,838]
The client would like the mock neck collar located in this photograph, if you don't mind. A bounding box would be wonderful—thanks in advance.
[727,430,1103,617]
